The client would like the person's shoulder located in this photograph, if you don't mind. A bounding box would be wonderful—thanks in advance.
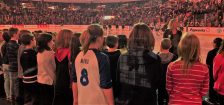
[148,51,161,61]
[214,53,224,61]
[143,51,161,64]
[99,51,109,59]
[167,60,180,70]
[208,48,219,54]
[29,49,37,55]
[93,50,109,60]
[38,50,54,56]
[170,52,178,60]
[194,62,209,73]
[8,40,19,46]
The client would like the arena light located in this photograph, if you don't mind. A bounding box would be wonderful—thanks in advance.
[48,6,56,10]
[103,16,115,20]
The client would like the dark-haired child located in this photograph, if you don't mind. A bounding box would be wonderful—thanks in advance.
[20,34,38,105]
[104,35,121,99]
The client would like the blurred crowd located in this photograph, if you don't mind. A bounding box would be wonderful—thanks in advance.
[0,0,223,26]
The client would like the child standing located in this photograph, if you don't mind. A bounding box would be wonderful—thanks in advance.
[158,38,177,105]
[20,34,38,105]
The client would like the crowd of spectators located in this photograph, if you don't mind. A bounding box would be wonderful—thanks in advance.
[0,0,223,27]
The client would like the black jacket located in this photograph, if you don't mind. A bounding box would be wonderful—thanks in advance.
[20,49,38,83]
[104,50,121,98]
[6,40,19,72]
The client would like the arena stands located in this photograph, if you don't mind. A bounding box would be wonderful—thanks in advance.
[0,0,223,26]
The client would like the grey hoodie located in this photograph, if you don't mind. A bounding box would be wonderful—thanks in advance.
[158,52,175,64]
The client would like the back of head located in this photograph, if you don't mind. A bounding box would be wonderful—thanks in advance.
[19,30,31,37]
[106,35,118,48]
[37,33,52,53]
[161,38,172,50]
[80,24,104,54]
[2,32,11,43]
[178,33,201,73]
[70,34,81,63]
[33,30,43,40]
[128,23,155,51]
[117,35,127,49]
[213,37,222,48]
[20,34,34,46]
[56,29,73,49]
[8,28,19,38]
[18,30,31,44]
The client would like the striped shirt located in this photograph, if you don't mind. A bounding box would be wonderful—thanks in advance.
[166,61,209,105]
[6,40,19,72]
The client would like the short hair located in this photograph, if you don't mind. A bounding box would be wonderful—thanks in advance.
[18,30,31,44]
[8,28,19,37]
[161,38,172,50]
[117,35,127,49]
[106,35,118,48]
[213,37,222,48]
[37,33,53,53]
[20,34,34,45]
[2,32,11,43]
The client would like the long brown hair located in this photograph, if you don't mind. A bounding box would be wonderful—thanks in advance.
[177,33,201,74]
[56,29,73,49]
[128,23,155,51]
[80,24,104,54]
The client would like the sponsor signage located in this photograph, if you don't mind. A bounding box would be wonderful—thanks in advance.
[186,27,224,35]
